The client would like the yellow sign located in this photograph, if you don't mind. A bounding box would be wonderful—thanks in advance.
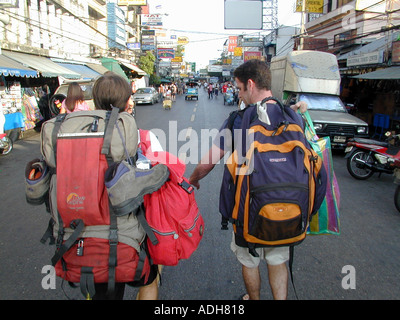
[234,47,243,57]
[178,37,189,45]
[295,0,323,13]
[118,0,147,6]
[171,57,183,62]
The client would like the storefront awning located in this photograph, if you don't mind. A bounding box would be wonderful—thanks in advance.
[351,67,400,80]
[55,62,102,80]
[100,57,130,82]
[119,61,147,76]
[2,50,81,79]
[86,63,111,75]
[0,54,38,78]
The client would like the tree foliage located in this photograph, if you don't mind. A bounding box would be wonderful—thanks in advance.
[138,51,155,76]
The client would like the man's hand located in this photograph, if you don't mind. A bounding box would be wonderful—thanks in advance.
[290,101,307,114]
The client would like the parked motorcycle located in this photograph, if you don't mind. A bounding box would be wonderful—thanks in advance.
[0,133,13,156]
[344,133,400,211]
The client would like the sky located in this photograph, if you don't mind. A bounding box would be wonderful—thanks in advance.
[146,0,302,69]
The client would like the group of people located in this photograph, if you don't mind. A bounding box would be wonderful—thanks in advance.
[158,82,188,101]
[205,81,238,102]
[41,60,308,300]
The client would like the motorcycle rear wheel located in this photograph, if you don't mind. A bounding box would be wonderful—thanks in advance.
[347,149,374,180]
[0,136,13,156]
[394,186,400,213]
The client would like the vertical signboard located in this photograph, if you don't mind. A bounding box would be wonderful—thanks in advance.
[228,36,237,52]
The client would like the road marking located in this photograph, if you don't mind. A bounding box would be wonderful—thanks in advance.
[193,107,197,113]
[186,127,192,139]
[191,114,195,122]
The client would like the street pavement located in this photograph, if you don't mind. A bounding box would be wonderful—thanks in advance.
[1,89,399,301]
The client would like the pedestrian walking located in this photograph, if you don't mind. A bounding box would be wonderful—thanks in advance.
[208,83,214,99]
[189,59,307,300]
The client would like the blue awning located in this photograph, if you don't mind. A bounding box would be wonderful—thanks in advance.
[0,54,38,78]
[2,50,80,79]
[55,62,102,80]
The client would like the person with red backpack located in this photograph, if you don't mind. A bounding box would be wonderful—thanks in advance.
[35,72,166,300]
[89,72,163,300]
[189,60,319,300]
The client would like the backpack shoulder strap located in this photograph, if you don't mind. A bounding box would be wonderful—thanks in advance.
[51,113,67,167]
[101,106,119,160]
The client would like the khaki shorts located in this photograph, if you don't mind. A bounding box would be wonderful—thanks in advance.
[230,233,289,268]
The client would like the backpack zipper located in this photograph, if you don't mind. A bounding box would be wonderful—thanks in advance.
[151,228,179,239]
[250,183,308,194]
[150,210,201,238]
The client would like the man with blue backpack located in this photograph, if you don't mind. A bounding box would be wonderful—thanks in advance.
[189,59,327,300]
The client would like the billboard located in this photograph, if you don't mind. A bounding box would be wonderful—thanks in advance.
[224,0,263,30]
[141,14,163,26]
[244,51,262,61]
[157,48,175,59]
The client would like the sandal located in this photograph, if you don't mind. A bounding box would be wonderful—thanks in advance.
[238,293,249,300]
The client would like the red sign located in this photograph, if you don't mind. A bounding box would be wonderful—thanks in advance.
[228,36,237,52]
[244,51,262,61]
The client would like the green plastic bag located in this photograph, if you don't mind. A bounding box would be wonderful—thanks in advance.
[301,111,340,235]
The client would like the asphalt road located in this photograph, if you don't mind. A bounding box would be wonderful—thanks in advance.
[1,88,399,300]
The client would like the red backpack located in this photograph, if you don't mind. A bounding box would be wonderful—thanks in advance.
[140,130,205,266]
[39,109,152,299]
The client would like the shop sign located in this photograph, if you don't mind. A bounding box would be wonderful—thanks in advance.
[127,42,140,50]
[177,37,189,45]
[347,51,383,67]
[141,14,163,26]
[157,48,175,59]
[295,0,323,13]
[228,36,237,52]
[392,41,400,63]
[234,47,243,57]
[244,51,262,61]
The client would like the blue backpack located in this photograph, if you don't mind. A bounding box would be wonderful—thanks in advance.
[219,97,327,254]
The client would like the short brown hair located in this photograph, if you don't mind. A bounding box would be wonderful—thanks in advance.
[92,71,131,112]
[233,59,271,91]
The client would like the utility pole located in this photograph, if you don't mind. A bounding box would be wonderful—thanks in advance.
[299,0,306,50]
[385,0,393,64]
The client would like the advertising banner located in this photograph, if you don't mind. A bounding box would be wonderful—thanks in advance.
[244,51,262,61]
[141,14,163,26]
[157,48,175,59]
[228,36,237,52]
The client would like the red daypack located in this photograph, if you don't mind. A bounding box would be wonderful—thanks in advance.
[140,130,205,266]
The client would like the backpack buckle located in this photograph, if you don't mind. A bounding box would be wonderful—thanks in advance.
[178,179,194,194]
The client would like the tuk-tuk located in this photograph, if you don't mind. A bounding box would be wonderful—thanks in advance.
[185,81,199,100]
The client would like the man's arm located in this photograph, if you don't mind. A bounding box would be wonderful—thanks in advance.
[189,144,225,189]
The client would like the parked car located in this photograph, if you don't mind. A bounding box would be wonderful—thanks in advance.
[133,87,159,105]
[49,80,95,117]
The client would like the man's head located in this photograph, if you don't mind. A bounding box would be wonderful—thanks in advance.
[233,59,272,105]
